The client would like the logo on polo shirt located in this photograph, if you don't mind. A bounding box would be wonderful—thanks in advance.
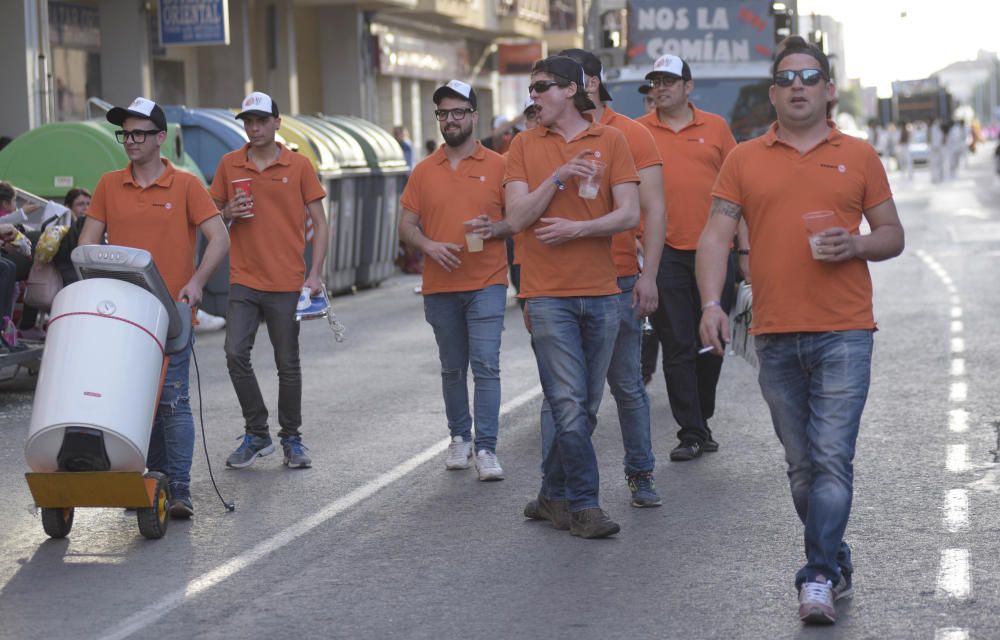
[820,163,848,173]
[686,138,705,144]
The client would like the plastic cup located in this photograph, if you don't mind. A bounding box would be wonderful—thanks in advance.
[465,232,484,252]
[802,210,837,259]
[578,159,606,200]
[232,178,254,219]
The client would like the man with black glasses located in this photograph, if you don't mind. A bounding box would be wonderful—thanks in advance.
[81,97,229,519]
[697,36,904,624]
[398,80,508,480]
[636,54,738,462]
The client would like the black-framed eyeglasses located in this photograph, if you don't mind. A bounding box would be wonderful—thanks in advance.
[648,77,683,88]
[528,80,562,94]
[115,129,160,144]
[773,68,826,87]
[434,108,475,121]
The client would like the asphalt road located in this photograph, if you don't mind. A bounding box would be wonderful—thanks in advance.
[1,148,999,640]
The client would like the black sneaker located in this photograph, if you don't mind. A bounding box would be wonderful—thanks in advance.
[669,441,703,461]
[524,495,571,530]
[703,436,719,453]
[226,434,275,469]
[168,485,194,519]
[569,508,620,539]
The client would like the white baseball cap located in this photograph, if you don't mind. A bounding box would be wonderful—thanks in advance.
[236,92,279,120]
[645,55,692,81]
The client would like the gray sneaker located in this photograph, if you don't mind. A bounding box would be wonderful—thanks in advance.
[569,508,620,539]
[833,573,854,601]
[226,434,275,469]
[798,578,836,624]
[523,495,571,530]
[281,436,312,468]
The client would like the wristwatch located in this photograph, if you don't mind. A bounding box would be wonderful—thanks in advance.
[551,174,566,191]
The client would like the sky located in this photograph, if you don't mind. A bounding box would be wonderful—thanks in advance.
[798,0,1000,94]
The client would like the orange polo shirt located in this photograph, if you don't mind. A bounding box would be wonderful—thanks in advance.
[637,104,736,250]
[599,106,663,277]
[399,142,507,295]
[88,159,218,300]
[712,123,893,334]
[504,122,639,298]
[210,143,326,292]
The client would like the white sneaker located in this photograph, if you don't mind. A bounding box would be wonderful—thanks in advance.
[444,436,473,470]
[195,309,226,332]
[798,577,836,625]
[474,449,505,481]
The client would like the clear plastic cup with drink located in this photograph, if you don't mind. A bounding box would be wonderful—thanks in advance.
[231,178,254,219]
[578,159,606,200]
[802,210,837,259]
[464,231,484,252]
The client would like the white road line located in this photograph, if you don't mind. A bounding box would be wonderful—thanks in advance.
[950,321,964,333]
[949,382,968,402]
[950,359,965,377]
[936,549,971,599]
[935,628,970,640]
[951,337,965,354]
[949,409,969,433]
[950,295,961,306]
[100,385,544,640]
[944,489,969,533]
[947,444,969,472]
[951,307,963,319]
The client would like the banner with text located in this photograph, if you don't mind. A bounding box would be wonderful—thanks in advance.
[626,0,774,66]
[159,0,230,47]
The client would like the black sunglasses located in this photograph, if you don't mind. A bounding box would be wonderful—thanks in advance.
[434,108,475,122]
[648,77,683,88]
[773,68,826,87]
[115,129,161,144]
[528,80,563,94]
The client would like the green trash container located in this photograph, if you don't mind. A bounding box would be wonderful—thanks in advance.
[295,115,370,293]
[318,115,409,289]
[0,120,205,199]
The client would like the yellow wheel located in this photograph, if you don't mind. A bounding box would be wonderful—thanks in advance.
[137,472,169,540]
[41,507,74,539]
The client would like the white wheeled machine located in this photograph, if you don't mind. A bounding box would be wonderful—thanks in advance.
[24,245,192,540]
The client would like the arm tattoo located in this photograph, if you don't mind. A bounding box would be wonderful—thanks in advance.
[710,198,742,221]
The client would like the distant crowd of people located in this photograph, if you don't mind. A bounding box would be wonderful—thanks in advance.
[869,118,981,183]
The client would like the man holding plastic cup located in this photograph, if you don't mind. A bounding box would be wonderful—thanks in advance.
[210,91,329,471]
[696,37,904,625]
[397,80,508,481]
[469,55,640,538]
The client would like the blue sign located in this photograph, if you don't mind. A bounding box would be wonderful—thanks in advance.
[158,0,230,46]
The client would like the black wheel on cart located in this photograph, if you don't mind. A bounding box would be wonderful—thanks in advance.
[137,472,169,540]
[41,507,74,539]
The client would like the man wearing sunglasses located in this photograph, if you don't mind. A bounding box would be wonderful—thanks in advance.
[470,55,640,538]
[398,80,508,481]
[636,54,739,464]
[697,36,904,625]
[552,48,666,509]
[81,97,230,519]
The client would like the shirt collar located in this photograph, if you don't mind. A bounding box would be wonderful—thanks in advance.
[432,141,487,165]
[764,120,843,148]
[122,158,175,187]
[233,142,293,169]
[538,120,603,141]
[644,103,703,131]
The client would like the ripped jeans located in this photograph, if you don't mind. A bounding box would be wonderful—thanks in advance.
[147,337,194,497]
[423,285,506,453]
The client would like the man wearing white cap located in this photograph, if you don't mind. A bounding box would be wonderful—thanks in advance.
[80,97,230,518]
[210,91,329,471]
[637,54,739,463]
[398,80,508,480]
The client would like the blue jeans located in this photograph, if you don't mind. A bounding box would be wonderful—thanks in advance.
[540,275,654,476]
[147,337,195,497]
[756,330,873,588]
[423,285,506,453]
[530,294,619,512]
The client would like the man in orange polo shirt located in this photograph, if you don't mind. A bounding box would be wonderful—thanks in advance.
[552,48,666,507]
[697,37,904,624]
[210,92,329,471]
[398,80,508,481]
[471,56,640,538]
[637,54,738,462]
[81,97,230,519]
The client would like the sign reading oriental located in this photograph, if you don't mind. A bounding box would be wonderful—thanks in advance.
[626,0,774,65]
[158,0,230,46]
